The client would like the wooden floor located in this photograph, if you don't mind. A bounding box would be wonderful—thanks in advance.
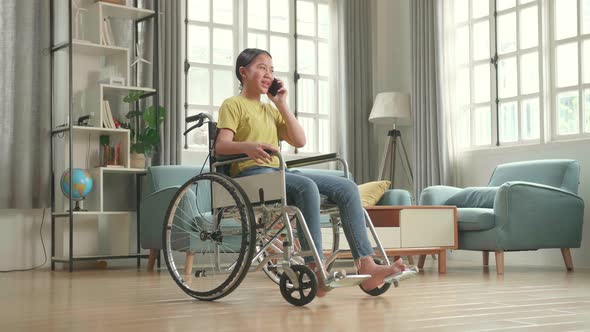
[2,260,590,332]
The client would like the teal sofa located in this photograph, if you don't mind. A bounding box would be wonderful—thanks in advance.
[420,159,584,274]
[140,165,412,270]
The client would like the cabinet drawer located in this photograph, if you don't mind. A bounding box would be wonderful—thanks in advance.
[400,209,455,247]
[321,227,401,250]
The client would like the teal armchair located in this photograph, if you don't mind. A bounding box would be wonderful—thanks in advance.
[140,165,411,270]
[420,159,584,274]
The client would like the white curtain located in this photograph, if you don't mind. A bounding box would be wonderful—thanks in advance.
[436,0,463,186]
[328,0,374,183]
[156,0,183,165]
[0,1,51,209]
[140,0,183,166]
[329,0,344,158]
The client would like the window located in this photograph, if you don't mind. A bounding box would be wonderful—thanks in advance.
[185,0,238,147]
[497,0,542,143]
[551,0,590,138]
[453,0,495,148]
[184,0,331,153]
[294,0,330,153]
[448,0,590,149]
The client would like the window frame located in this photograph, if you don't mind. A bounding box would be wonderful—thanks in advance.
[451,0,590,151]
[455,0,497,148]
[184,0,240,147]
[549,0,590,141]
[182,0,331,154]
[495,0,544,146]
[294,0,330,153]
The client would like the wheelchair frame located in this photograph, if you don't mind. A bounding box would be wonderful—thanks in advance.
[162,113,417,306]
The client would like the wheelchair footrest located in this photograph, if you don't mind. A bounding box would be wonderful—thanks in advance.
[326,273,371,289]
[383,266,419,287]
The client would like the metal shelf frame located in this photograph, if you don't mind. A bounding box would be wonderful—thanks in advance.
[49,0,159,272]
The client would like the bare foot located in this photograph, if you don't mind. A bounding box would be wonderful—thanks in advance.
[308,263,330,298]
[358,257,406,291]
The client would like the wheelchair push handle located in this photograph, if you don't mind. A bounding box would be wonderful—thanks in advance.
[184,113,213,136]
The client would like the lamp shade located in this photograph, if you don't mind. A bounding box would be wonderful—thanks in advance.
[369,92,411,125]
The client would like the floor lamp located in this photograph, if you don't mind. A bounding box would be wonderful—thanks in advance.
[369,92,414,197]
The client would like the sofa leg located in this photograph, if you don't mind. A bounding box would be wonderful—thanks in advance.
[561,248,574,271]
[147,249,158,271]
[407,255,415,265]
[438,250,447,273]
[483,251,489,267]
[184,252,195,276]
[418,255,426,269]
[495,250,504,275]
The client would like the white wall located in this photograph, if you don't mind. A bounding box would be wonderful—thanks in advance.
[0,210,50,270]
[369,0,590,269]
[0,209,137,271]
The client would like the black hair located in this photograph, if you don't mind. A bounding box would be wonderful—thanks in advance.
[235,48,272,84]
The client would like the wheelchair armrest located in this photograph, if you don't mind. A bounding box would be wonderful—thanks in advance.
[215,153,249,162]
[285,153,338,168]
[286,153,350,179]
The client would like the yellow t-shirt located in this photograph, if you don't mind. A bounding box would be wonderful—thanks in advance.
[217,95,288,176]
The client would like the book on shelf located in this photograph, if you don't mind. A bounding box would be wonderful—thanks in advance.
[101,100,117,129]
[101,101,109,128]
[101,18,115,46]
[104,100,116,128]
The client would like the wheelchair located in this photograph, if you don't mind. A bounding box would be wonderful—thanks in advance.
[162,113,418,306]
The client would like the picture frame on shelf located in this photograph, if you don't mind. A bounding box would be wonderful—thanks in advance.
[98,76,125,86]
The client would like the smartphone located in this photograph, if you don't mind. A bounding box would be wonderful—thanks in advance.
[268,78,282,96]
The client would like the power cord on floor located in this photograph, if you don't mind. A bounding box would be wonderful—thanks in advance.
[0,208,47,273]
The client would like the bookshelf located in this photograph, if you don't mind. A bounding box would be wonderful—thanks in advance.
[49,0,159,271]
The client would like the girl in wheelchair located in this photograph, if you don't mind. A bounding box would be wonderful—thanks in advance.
[214,48,408,297]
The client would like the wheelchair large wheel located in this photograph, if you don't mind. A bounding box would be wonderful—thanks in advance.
[163,172,256,301]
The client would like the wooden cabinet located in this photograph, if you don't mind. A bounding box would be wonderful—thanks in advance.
[322,206,457,273]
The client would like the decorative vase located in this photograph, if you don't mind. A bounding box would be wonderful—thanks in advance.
[130,152,146,169]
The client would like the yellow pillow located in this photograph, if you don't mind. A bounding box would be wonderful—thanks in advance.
[357,181,391,207]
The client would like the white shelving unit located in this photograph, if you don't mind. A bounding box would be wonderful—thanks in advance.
[72,41,128,56]
[50,0,159,271]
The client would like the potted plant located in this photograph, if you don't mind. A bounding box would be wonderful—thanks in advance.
[122,91,165,168]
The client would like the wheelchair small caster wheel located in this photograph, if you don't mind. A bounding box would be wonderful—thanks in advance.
[279,265,317,306]
[332,270,346,281]
[359,258,392,296]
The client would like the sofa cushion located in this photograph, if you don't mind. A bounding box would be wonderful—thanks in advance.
[146,165,207,193]
[357,181,391,207]
[445,187,498,208]
[457,208,495,231]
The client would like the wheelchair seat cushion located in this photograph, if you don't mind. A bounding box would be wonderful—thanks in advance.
[357,181,391,207]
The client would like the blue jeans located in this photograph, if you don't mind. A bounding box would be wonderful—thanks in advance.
[236,166,374,262]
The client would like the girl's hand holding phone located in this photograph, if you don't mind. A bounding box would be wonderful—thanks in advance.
[267,78,287,106]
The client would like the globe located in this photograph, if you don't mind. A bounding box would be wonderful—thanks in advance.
[60,169,93,211]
